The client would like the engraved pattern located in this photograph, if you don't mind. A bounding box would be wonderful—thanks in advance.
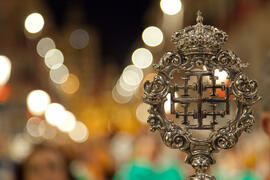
[232,73,261,105]
[142,11,261,179]
[143,74,169,104]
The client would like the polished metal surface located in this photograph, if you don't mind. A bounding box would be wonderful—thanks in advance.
[142,11,261,179]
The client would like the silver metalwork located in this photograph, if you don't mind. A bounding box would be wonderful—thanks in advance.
[142,11,261,179]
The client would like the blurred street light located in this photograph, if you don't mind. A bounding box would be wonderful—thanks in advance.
[0,56,11,85]
[112,86,133,104]
[24,13,44,34]
[115,80,134,97]
[160,0,182,15]
[136,103,150,123]
[69,29,89,49]
[36,38,56,58]
[122,65,143,86]
[68,121,89,143]
[41,122,57,139]
[132,48,153,69]
[45,103,66,126]
[49,64,69,84]
[9,134,32,162]
[60,73,80,94]
[58,111,76,132]
[26,117,45,137]
[142,26,163,47]
[27,90,51,116]
[119,76,137,92]
[45,49,64,69]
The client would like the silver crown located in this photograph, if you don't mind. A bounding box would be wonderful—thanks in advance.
[172,11,228,55]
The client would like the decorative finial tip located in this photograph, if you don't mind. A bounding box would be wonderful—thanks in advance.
[196,10,203,24]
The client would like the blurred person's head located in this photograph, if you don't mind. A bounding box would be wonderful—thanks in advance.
[21,143,73,180]
[261,112,270,138]
[134,133,160,162]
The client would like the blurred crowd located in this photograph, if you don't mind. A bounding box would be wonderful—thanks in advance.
[0,121,269,180]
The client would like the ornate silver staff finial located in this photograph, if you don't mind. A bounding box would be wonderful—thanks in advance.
[143,11,261,180]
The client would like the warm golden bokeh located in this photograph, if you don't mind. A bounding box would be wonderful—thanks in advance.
[60,74,80,94]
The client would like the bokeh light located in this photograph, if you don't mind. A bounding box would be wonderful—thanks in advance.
[58,111,76,132]
[160,0,182,15]
[214,69,228,84]
[24,13,44,34]
[45,103,66,126]
[68,121,89,143]
[110,133,134,167]
[164,93,171,113]
[69,29,89,49]
[26,117,45,137]
[0,56,11,85]
[60,73,80,94]
[112,86,133,104]
[122,65,143,86]
[27,90,51,116]
[41,122,57,139]
[49,64,69,84]
[44,49,64,69]
[132,48,153,69]
[9,134,32,162]
[136,103,150,123]
[142,26,163,47]
[115,80,134,97]
[119,76,138,92]
[36,37,56,57]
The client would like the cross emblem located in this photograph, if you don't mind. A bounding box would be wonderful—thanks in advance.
[170,70,230,130]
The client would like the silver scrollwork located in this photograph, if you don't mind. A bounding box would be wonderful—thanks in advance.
[142,11,261,179]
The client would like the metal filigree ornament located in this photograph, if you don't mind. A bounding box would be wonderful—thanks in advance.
[142,11,261,180]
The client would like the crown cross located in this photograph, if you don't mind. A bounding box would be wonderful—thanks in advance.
[196,11,203,24]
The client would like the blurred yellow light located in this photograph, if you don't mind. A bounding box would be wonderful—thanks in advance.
[45,103,66,126]
[142,26,163,47]
[164,93,171,113]
[214,69,228,84]
[136,103,150,123]
[0,56,11,85]
[112,87,133,104]
[69,29,89,49]
[27,90,51,116]
[26,117,45,137]
[60,74,80,94]
[49,65,69,84]
[132,48,153,69]
[44,49,64,69]
[122,65,143,86]
[58,111,76,132]
[24,13,44,33]
[36,38,56,58]
[160,0,182,15]
[68,121,89,143]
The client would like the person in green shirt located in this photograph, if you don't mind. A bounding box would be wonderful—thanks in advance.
[114,134,185,180]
